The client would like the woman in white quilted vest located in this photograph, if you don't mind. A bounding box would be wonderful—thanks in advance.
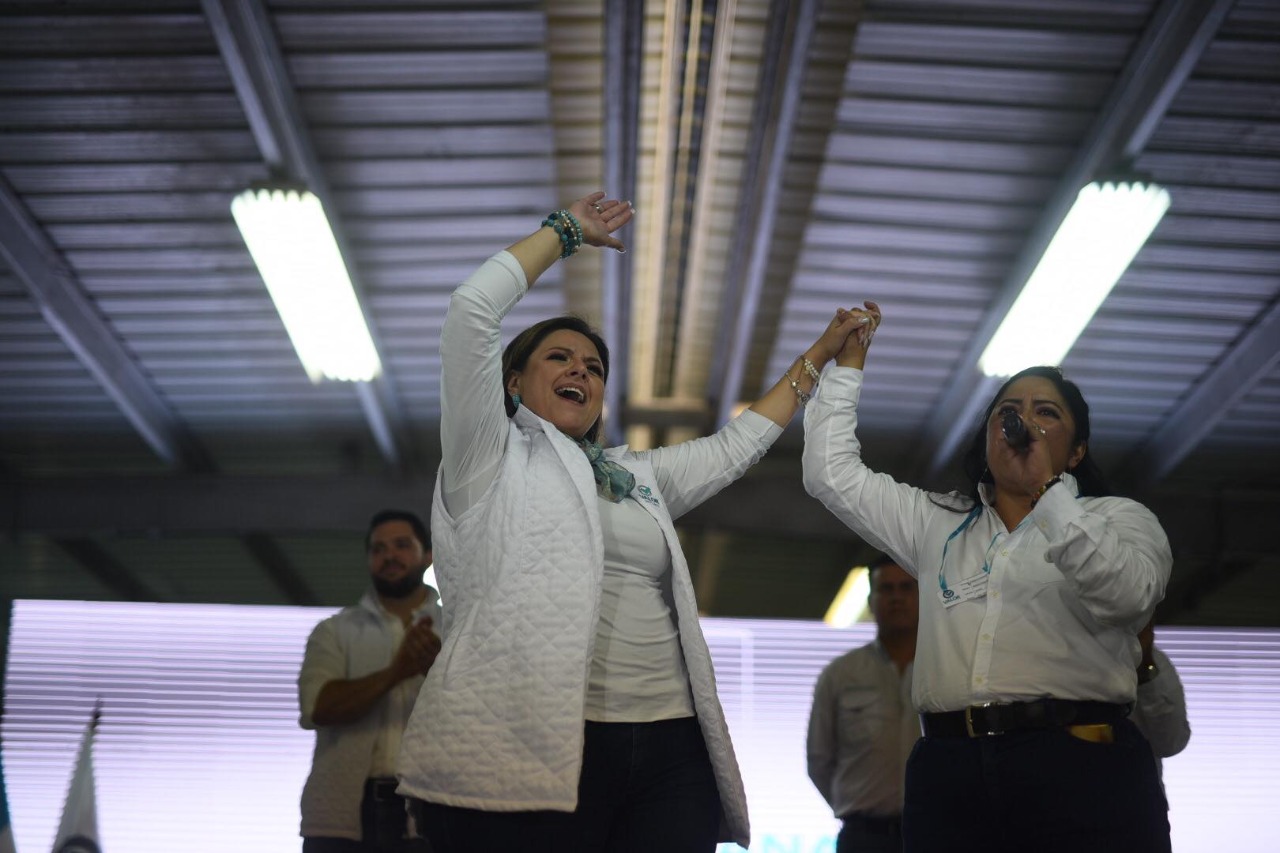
[396,192,865,852]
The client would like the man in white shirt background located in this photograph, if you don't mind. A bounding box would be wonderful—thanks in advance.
[1131,619,1191,782]
[807,555,919,853]
[297,509,441,853]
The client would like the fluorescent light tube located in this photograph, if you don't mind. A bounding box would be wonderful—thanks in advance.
[231,187,382,382]
[824,566,871,628]
[979,180,1171,378]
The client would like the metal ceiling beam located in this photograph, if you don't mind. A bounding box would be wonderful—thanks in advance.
[672,0,746,413]
[1148,483,1272,623]
[624,399,711,430]
[1122,298,1280,486]
[1159,554,1257,623]
[11,475,440,536]
[709,0,820,426]
[2,471,869,540]
[628,0,685,426]
[659,0,725,403]
[601,0,644,445]
[242,531,319,605]
[14,472,1278,559]
[52,537,166,602]
[202,0,412,469]
[912,0,1238,481]
[0,174,214,472]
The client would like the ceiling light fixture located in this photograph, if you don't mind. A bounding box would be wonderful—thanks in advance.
[979,180,1171,378]
[231,187,381,383]
[823,566,871,628]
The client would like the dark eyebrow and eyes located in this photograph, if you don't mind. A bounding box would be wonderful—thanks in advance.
[996,397,1064,412]
[546,346,603,371]
[372,536,415,551]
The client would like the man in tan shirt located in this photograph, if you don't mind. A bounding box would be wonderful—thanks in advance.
[807,555,919,853]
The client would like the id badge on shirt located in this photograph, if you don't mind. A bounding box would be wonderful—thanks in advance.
[938,571,989,608]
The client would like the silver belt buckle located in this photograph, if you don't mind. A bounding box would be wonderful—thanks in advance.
[964,702,999,737]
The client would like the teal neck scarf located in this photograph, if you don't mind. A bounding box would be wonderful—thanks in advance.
[577,438,635,503]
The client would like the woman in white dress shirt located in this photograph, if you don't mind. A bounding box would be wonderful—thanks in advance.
[802,304,1173,853]
[397,193,864,852]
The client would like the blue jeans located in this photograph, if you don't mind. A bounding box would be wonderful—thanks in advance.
[416,716,722,853]
[902,718,1170,853]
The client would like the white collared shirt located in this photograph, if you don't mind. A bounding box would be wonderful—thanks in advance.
[803,367,1172,712]
[297,588,441,838]
[806,640,916,818]
[1131,645,1191,775]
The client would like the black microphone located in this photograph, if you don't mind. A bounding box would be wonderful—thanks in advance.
[1001,410,1030,449]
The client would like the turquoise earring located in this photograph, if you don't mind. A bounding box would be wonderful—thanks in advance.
[511,393,521,407]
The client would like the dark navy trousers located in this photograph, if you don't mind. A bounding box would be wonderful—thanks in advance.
[417,716,721,853]
[902,718,1170,853]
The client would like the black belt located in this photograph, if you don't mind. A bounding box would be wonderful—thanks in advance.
[840,812,901,835]
[363,778,412,845]
[364,777,403,802]
[920,699,1128,738]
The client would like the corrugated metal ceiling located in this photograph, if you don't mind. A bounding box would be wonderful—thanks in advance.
[1,0,1277,625]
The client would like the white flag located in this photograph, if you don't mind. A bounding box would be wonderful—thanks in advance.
[52,706,101,853]
[0,744,16,853]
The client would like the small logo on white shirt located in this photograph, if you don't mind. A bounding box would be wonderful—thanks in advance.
[635,485,661,507]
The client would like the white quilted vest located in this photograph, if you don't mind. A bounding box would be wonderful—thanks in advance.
[397,406,751,847]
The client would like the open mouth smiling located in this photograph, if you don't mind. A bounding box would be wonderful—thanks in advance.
[555,386,587,404]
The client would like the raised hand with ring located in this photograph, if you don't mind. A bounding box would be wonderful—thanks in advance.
[568,192,633,252]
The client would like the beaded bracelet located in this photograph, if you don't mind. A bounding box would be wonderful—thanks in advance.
[801,357,821,384]
[543,210,579,258]
[566,210,583,246]
[541,209,583,259]
[1030,475,1062,508]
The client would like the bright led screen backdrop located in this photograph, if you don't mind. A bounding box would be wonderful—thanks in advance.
[3,600,1278,852]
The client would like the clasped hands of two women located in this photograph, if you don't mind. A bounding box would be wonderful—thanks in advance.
[575,192,882,362]
[581,191,1068,505]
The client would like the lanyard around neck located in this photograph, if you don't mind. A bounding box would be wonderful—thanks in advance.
[937,504,1027,594]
